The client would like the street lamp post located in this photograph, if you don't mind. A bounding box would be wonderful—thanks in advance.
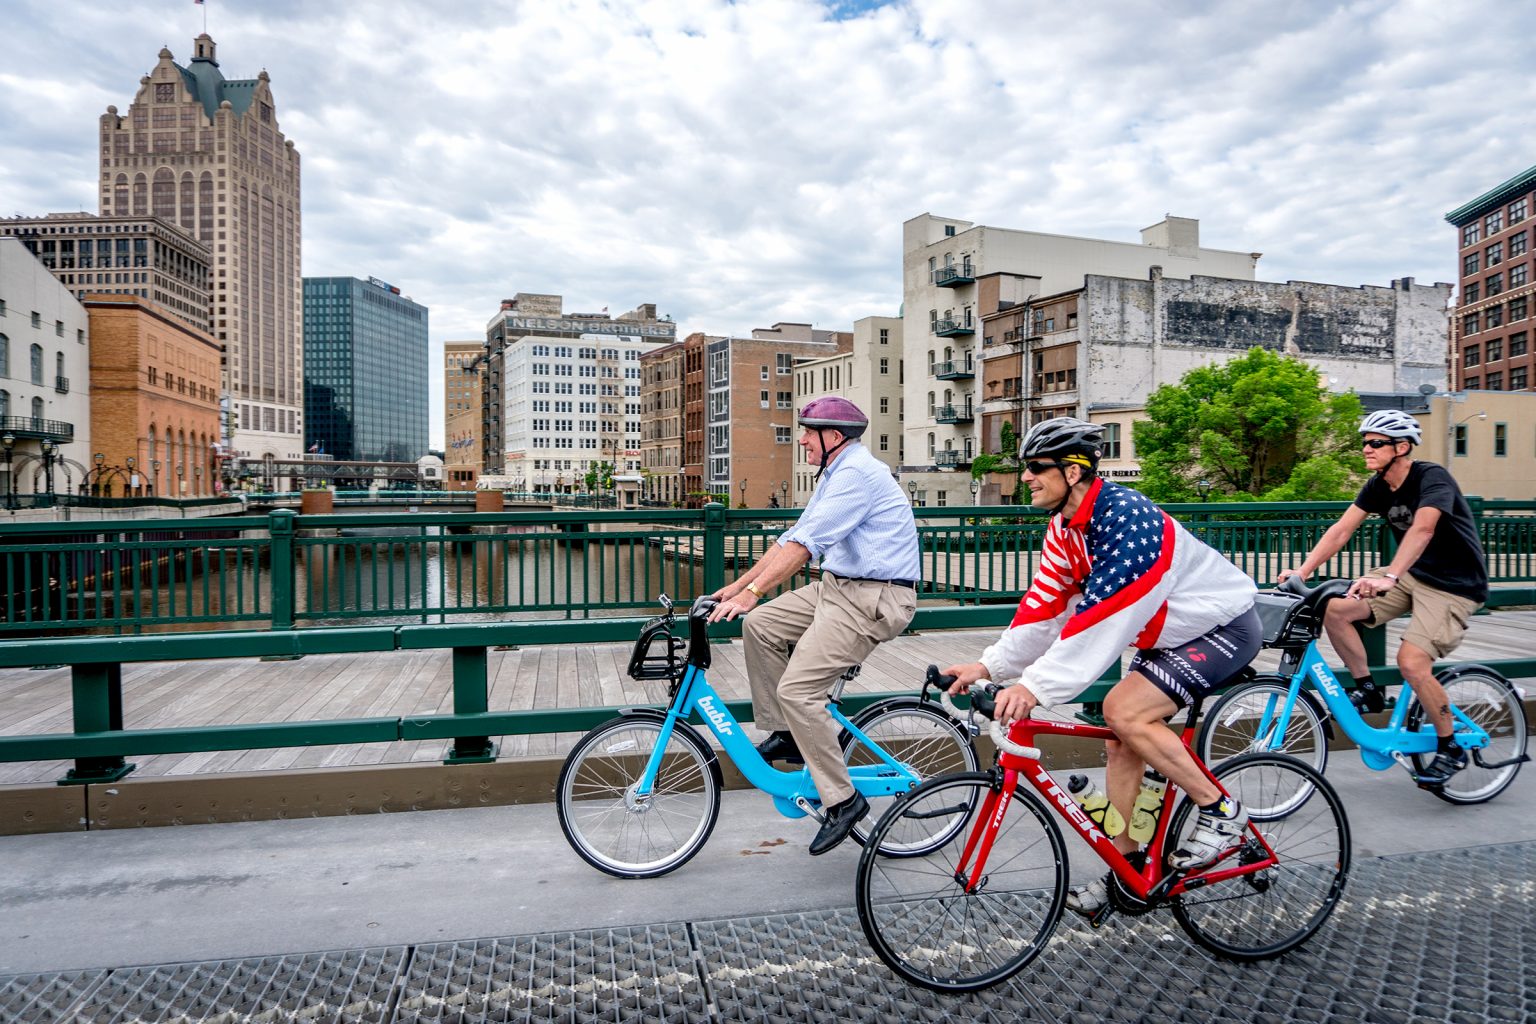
[1,433,13,510]
[780,479,789,508]
[970,477,980,505]
[739,478,748,508]
[41,440,56,499]
[1196,478,1212,501]
[125,456,136,497]
[907,478,918,507]
[177,463,185,496]
[677,464,686,508]
[151,459,162,497]
[91,452,105,496]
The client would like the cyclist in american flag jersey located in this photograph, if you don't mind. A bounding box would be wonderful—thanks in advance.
[942,418,1260,918]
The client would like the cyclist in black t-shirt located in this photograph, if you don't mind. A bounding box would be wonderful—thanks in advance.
[1279,410,1489,785]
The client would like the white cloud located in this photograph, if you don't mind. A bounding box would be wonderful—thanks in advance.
[1,0,1528,448]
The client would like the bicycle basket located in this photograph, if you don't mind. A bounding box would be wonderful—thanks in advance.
[1253,591,1307,648]
[627,616,686,681]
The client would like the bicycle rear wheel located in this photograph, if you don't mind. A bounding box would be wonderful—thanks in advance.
[856,772,1067,993]
[556,715,722,879]
[1168,753,1350,961]
[842,700,979,854]
[1407,668,1528,805]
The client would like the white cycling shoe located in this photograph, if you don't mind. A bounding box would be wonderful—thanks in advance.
[1168,796,1247,869]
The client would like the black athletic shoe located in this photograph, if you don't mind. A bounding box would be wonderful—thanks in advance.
[809,793,868,856]
[755,731,803,765]
[1418,746,1468,786]
[1350,684,1387,714]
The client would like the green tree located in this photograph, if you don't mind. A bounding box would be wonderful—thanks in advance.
[1131,348,1365,502]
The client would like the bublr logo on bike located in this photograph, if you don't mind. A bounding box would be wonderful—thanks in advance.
[1309,662,1340,699]
[696,695,734,737]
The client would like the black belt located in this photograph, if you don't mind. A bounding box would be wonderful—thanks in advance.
[828,573,916,589]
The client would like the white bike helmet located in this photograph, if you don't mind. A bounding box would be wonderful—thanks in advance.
[1358,410,1422,446]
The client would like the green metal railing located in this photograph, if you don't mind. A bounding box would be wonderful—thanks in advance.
[1,500,1533,636]
[0,498,1533,785]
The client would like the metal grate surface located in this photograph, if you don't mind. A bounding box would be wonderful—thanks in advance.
[391,924,708,1024]
[4,842,1533,1023]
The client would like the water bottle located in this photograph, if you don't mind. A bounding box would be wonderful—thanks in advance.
[1127,770,1168,843]
[1066,774,1124,836]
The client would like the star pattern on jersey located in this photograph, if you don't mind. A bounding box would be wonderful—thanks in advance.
[1077,490,1167,612]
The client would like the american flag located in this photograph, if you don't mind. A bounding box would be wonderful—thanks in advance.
[1011,479,1173,646]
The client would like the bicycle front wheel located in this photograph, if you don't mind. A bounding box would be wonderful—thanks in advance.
[1168,753,1350,962]
[856,772,1067,993]
[1198,678,1328,772]
[842,700,979,854]
[1408,668,1528,805]
[556,715,722,879]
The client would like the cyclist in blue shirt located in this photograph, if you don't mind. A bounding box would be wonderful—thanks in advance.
[710,398,920,855]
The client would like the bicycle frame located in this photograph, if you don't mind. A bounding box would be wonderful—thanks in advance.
[1243,641,1491,770]
[632,661,922,815]
[959,717,1278,902]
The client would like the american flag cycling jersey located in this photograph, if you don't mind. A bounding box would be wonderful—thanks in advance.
[978,478,1256,708]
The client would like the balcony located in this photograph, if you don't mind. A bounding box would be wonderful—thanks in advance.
[933,263,975,288]
[933,359,975,380]
[934,450,971,469]
[934,318,975,338]
[54,375,69,394]
[934,404,974,424]
[0,416,75,442]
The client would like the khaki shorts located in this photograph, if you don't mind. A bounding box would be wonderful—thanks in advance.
[1360,567,1481,659]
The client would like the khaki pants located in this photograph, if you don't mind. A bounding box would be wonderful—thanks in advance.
[743,575,917,806]
[1361,567,1481,659]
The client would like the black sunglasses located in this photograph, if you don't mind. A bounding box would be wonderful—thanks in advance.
[1024,460,1062,475]
[1361,438,1401,450]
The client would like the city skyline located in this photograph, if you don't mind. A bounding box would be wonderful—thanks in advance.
[2,0,1529,449]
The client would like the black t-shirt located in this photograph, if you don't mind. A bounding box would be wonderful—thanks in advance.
[1354,461,1488,602]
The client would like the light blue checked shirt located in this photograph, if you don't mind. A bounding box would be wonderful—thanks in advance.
[779,443,921,582]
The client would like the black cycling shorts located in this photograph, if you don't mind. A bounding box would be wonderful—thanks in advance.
[1128,606,1262,709]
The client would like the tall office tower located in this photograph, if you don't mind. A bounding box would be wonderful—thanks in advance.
[482,294,676,492]
[99,35,302,480]
[1446,164,1536,393]
[443,340,484,490]
[0,213,212,333]
[302,276,429,463]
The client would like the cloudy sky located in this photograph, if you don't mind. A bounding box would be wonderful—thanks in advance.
[2,0,1531,447]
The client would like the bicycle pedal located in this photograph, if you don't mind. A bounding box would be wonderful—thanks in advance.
[793,796,826,823]
[1087,903,1116,929]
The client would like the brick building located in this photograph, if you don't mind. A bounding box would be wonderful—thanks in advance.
[0,213,211,334]
[1446,164,1536,393]
[638,339,685,504]
[443,341,483,491]
[82,292,220,497]
[681,332,709,506]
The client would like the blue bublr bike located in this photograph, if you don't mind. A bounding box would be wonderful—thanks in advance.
[1197,576,1528,813]
[555,594,979,878]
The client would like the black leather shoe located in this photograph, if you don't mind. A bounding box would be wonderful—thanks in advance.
[808,793,869,856]
[755,731,803,764]
[1418,746,1468,786]
[1349,684,1387,714]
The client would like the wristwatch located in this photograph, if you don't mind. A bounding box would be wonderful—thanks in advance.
[745,581,765,599]
[1382,572,1399,582]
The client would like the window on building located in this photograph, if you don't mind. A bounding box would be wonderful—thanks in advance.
[936,490,948,507]
[879,397,889,414]
[1463,254,1479,276]
[30,343,43,384]
[30,311,40,329]
[1511,297,1529,322]
[1488,305,1504,329]
[1487,337,1503,361]
[1464,344,1480,366]
[1487,371,1504,391]
[759,389,769,408]
[1101,422,1122,460]
[1511,198,1529,224]
[879,357,889,375]
[1463,313,1479,335]
[776,391,791,408]
[944,224,956,237]
[1463,223,1481,247]
[1464,283,1480,303]
[1454,423,1469,455]
[1511,264,1528,288]
[1511,231,1528,257]
[30,396,42,421]
[1510,331,1528,357]
[1487,272,1504,296]
[1495,422,1508,456]
[929,309,938,333]
[776,353,792,374]
[1486,242,1504,266]
[1465,377,1481,390]
[879,328,889,345]
[0,334,7,377]
[1487,210,1504,234]
[1511,366,1527,390]
[879,434,889,452]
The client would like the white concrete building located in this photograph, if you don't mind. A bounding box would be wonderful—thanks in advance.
[902,213,1261,507]
[0,238,93,500]
[791,315,905,505]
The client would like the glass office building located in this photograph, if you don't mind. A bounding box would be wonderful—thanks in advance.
[303,276,428,463]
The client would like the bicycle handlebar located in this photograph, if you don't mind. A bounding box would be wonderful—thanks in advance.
[938,691,1042,761]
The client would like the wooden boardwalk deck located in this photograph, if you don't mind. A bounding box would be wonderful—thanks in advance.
[1,611,1531,786]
